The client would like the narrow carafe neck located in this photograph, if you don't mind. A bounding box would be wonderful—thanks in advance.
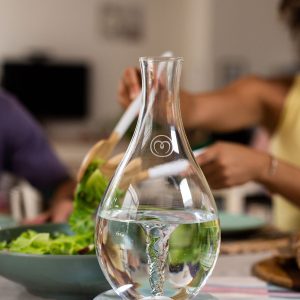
[139,57,183,130]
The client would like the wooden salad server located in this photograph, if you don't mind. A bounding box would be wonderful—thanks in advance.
[77,51,173,182]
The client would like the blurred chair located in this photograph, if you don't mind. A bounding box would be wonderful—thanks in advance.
[9,180,43,222]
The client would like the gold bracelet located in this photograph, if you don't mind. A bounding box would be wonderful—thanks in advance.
[268,155,278,176]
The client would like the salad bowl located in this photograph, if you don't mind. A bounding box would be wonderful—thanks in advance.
[0,223,110,300]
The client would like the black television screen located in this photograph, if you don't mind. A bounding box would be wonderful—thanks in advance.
[1,61,89,119]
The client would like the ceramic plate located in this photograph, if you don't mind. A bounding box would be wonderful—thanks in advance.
[219,211,266,234]
[0,214,16,229]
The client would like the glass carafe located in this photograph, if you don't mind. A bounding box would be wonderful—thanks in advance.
[95,57,220,300]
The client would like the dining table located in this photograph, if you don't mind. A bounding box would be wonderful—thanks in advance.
[1,251,299,300]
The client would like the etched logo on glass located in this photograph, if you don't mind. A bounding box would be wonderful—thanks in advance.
[150,135,173,157]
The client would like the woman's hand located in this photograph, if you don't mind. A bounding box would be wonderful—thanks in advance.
[23,179,75,224]
[23,198,73,224]
[118,67,141,108]
[195,142,270,189]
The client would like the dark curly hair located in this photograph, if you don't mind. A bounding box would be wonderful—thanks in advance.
[280,0,300,35]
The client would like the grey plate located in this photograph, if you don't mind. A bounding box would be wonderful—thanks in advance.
[0,214,16,229]
[219,212,266,234]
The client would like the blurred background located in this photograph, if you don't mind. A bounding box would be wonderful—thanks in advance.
[0,0,297,219]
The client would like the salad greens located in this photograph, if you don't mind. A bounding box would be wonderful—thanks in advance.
[0,159,111,255]
[69,159,108,235]
[0,230,93,255]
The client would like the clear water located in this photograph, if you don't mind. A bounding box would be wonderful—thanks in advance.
[96,210,220,300]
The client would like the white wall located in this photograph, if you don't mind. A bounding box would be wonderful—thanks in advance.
[180,0,215,92]
[212,0,296,85]
[0,0,146,136]
[0,0,296,137]
[0,0,201,137]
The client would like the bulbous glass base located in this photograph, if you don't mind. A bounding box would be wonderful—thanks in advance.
[93,289,218,300]
[143,296,172,300]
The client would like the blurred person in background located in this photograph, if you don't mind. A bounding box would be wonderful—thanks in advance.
[117,0,300,232]
[0,88,75,223]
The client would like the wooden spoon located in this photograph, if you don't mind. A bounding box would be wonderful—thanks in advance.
[100,153,142,182]
[101,156,143,190]
[101,147,207,185]
[77,95,141,181]
[77,51,173,182]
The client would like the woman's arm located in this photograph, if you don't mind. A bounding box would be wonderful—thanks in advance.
[119,69,292,133]
[181,76,292,133]
[258,156,300,208]
[1,90,75,223]
[196,141,300,208]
